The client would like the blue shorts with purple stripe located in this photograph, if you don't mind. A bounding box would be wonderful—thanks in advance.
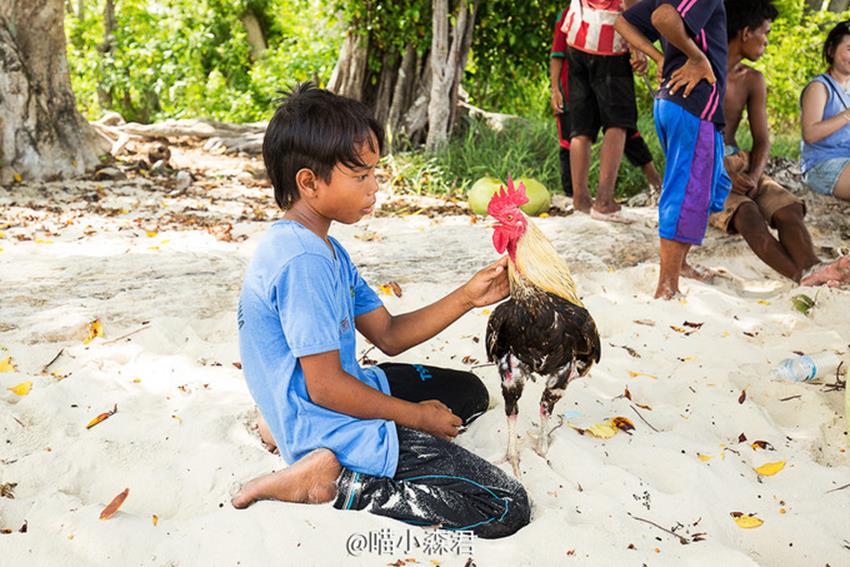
[654,99,731,245]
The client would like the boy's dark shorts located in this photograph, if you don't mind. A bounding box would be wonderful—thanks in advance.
[567,47,637,140]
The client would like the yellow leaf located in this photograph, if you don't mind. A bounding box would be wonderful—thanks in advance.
[585,422,618,439]
[731,513,763,529]
[757,299,771,305]
[148,246,160,251]
[697,453,713,462]
[8,381,32,396]
[132,378,141,383]
[146,231,158,238]
[628,370,658,380]
[152,514,158,526]
[35,238,53,245]
[481,309,491,316]
[754,461,785,476]
[13,173,22,183]
[0,231,5,238]
[0,356,16,373]
[377,284,393,296]
[538,212,550,218]
[83,319,104,344]
[160,239,170,245]
[678,297,688,304]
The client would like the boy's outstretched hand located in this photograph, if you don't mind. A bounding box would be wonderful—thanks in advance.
[461,256,510,309]
[415,400,463,440]
[666,54,715,98]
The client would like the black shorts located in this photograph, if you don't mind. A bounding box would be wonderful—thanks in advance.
[559,108,653,169]
[567,48,637,140]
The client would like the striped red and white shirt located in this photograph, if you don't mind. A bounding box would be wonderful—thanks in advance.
[562,0,628,56]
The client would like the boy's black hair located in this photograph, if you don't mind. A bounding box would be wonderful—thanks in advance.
[263,83,384,209]
[823,21,850,67]
[725,0,779,42]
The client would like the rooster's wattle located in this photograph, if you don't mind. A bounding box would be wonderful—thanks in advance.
[485,178,601,476]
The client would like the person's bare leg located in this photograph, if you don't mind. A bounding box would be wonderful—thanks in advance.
[641,162,663,193]
[231,449,341,509]
[771,203,819,280]
[656,238,691,299]
[831,162,850,202]
[593,127,627,214]
[570,135,594,213]
[256,413,277,452]
[732,202,800,280]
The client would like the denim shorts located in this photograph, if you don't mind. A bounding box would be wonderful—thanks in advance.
[803,157,850,195]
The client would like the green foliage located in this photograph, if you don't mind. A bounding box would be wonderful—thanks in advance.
[754,6,850,131]
[66,0,339,122]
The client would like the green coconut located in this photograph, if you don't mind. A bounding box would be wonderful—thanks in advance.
[515,176,551,216]
[467,176,552,217]
[467,176,505,215]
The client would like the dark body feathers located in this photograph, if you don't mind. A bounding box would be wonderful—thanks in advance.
[486,290,601,378]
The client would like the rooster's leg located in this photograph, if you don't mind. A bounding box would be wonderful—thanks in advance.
[499,354,524,477]
[534,362,575,457]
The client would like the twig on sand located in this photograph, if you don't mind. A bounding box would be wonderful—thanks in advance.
[630,404,660,432]
[628,513,690,545]
[825,482,850,495]
[779,394,802,402]
[102,322,151,345]
[470,362,496,370]
[41,348,64,373]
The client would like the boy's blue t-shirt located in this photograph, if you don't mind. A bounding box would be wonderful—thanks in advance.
[237,220,398,478]
[623,0,727,129]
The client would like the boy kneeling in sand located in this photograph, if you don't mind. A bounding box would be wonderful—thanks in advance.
[231,84,529,539]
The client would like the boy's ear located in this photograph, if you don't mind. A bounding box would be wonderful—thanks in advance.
[295,168,320,199]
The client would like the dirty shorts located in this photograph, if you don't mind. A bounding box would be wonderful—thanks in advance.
[710,149,805,234]
[654,99,731,245]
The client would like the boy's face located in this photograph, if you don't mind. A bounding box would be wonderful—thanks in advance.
[742,20,771,62]
[312,137,380,225]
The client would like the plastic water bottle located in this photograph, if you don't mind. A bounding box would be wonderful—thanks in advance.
[770,352,841,382]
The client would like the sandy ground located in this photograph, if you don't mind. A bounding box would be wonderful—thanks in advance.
[1,154,849,566]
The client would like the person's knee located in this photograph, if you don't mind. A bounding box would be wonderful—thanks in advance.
[732,202,765,235]
[477,482,531,539]
[771,203,804,227]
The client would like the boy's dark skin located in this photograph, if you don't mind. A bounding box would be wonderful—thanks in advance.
[722,18,821,281]
[232,137,510,509]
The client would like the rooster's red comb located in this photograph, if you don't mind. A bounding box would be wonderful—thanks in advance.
[487,176,528,217]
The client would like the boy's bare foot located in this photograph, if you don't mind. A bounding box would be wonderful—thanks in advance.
[256,414,278,452]
[654,282,683,300]
[800,255,850,287]
[590,207,634,224]
[680,261,717,283]
[572,195,593,213]
[231,448,341,509]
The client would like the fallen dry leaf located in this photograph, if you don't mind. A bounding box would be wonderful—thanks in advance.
[633,319,655,326]
[751,440,774,451]
[730,512,763,529]
[611,416,635,433]
[697,453,712,462]
[738,389,747,404]
[754,461,785,476]
[7,381,31,396]
[86,404,118,430]
[232,361,242,369]
[628,370,658,380]
[83,319,104,345]
[99,488,129,520]
[0,356,16,373]
[354,230,383,242]
[152,514,158,526]
[0,483,16,499]
[388,281,403,298]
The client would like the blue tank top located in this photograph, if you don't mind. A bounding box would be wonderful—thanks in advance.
[800,73,850,173]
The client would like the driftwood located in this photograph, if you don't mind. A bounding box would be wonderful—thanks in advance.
[91,115,267,156]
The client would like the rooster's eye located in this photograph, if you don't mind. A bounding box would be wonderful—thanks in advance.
[506,214,513,221]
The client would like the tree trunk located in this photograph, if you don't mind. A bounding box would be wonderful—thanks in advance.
[426,0,475,151]
[241,9,267,61]
[0,0,106,183]
[96,0,116,110]
[448,0,479,133]
[805,0,824,11]
[373,51,399,128]
[327,25,369,101]
[386,43,418,145]
[828,0,850,12]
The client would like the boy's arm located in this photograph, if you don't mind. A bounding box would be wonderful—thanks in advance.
[551,57,565,114]
[300,350,462,440]
[743,71,770,195]
[650,4,715,98]
[615,14,664,73]
[355,257,508,357]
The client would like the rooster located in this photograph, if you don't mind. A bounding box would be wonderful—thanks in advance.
[485,178,601,476]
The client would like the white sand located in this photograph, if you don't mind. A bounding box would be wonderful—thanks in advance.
[1,178,848,566]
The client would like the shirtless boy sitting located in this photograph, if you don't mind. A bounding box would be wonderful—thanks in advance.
[712,0,850,286]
